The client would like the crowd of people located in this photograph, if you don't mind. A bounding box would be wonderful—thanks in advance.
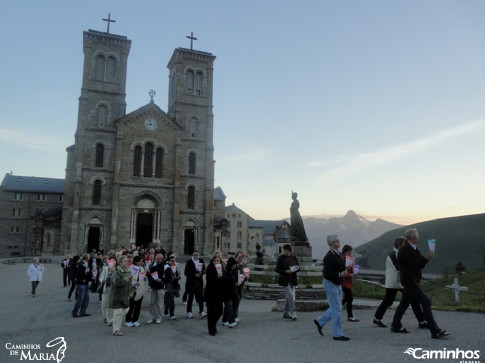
[27,227,450,340]
[53,246,248,336]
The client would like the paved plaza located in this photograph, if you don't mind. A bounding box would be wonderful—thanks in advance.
[0,262,483,363]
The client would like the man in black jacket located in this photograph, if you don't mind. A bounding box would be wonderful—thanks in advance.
[391,228,450,339]
[71,253,92,317]
[184,251,206,319]
[275,244,300,320]
[146,253,165,324]
[61,254,71,287]
[314,235,350,341]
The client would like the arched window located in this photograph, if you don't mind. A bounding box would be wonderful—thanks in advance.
[106,57,116,82]
[144,142,153,177]
[95,55,105,80]
[98,105,107,127]
[188,152,196,174]
[195,72,202,95]
[189,118,197,138]
[95,143,104,167]
[45,234,51,248]
[155,148,163,178]
[93,180,102,205]
[186,70,194,94]
[187,186,195,209]
[133,146,142,176]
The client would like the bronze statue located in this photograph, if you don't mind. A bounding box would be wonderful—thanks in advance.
[290,192,308,244]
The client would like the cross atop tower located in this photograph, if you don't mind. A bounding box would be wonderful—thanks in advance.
[102,13,116,34]
[186,32,197,50]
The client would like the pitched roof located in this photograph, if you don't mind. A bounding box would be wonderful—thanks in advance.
[249,218,287,234]
[1,174,64,193]
[214,186,226,201]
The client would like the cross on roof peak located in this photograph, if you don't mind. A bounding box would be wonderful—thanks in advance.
[102,13,116,34]
[186,32,197,50]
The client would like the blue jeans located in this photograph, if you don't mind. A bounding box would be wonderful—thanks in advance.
[222,299,235,324]
[72,284,89,316]
[316,279,344,337]
[392,286,440,335]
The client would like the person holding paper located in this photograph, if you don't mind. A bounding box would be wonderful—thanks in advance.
[27,257,43,297]
[125,255,146,327]
[61,254,71,288]
[373,237,427,329]
[67,255,80,301]
[204,255,225,336]
[275,244,300,320]
[233,251,248,323]
[71,253,92,317]
[341,245,359,322]
[109,255,133,336]
[146,253,165,324]
[184,251,206,319]
[314,235,351,341]
[164,255,181,320]
[99,256,115,325]
[391,228,450,339]
[221,257,238,328]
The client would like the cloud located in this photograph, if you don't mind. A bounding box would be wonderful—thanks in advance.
[0,127,65,151]
[313,118,485,181]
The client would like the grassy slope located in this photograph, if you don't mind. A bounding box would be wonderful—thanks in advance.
[354,213,485,274]
[353,266,485,313]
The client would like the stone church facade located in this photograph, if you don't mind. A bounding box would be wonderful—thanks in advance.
[61,29,216,256]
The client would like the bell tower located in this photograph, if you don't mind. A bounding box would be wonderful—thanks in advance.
[62,27,131,254]
[167,41,216,255]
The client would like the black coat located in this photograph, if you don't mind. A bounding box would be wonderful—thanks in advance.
[398,242,428,288]
[275,254,299,286]
[322,249,345,285]
[75,261,92,285]
[147,263,165,290]
[204,263,224,303]
[184,259,205,288]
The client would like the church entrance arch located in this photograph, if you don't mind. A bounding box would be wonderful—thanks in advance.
[136,213,153,248]
[87,227,100,253]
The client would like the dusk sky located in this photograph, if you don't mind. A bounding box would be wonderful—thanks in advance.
[1,0,484,225]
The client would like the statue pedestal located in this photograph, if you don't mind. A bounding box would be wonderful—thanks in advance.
[292,241,313,265]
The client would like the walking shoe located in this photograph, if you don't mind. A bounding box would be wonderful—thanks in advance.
[419,322,429,329]
[228,322,238,328]
[132,321,141,327]
[348,317,359,322]
[431,330,450,339]
[223,322,229,326]
[155,319,162,324]
[333,336,350,341]
[314,320,323,336]
[125,322,133,327]
[291,313,297,320]
[168,316,176,320]
[200,311,207,318]
[108,320,113,326]
[187,312,193,319]
[391,327,409,333]
[146,319,155,324]
[234,317,239,323]
[283,313,291,319]
[373,319,387,328]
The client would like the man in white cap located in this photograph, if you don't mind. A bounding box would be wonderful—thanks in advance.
[314,235,351,341]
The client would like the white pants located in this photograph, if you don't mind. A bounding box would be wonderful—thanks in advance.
[101,289,113,322]
[112,308,129,333]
